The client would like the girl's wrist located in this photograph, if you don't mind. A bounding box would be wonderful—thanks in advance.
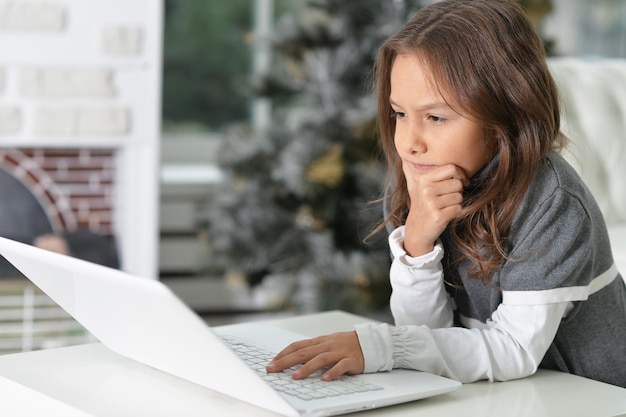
[403,236,435,257]
[403,223,437,256]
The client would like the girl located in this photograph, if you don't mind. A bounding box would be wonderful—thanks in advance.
[267,0,626,387]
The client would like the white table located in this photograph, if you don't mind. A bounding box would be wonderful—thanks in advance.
[0,311,624,417]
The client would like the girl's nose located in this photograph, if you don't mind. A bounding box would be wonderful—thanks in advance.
[404,123,426,155]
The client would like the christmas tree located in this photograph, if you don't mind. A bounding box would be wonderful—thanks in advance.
[203,0,423,316]
[203,0,553,316]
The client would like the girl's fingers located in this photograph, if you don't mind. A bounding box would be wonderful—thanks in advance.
[403,162,469,188]
[270,339,315,362]
[321,358,363,381]
[291,351,336,379]
[267,340,319,372]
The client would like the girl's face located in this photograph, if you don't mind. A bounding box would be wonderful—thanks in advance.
[390,54,494,180]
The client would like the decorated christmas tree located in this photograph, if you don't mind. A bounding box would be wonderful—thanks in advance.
[203,0,422,316]
[203,0,554,316]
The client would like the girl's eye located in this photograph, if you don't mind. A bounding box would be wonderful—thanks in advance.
[391,111,406,119]
[428,115,445,123]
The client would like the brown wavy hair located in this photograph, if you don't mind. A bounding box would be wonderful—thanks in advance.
[374,0,565,283]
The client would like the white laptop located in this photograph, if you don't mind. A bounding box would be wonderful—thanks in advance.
[0,236,460,417]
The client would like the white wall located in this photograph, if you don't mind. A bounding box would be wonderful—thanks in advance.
[0,0,163,278]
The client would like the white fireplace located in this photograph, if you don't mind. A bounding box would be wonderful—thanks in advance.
[0,0,162,279]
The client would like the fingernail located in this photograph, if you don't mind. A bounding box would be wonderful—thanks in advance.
[266,362,276,372]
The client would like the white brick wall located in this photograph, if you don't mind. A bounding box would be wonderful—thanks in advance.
[101,26,143,55]
[19,69,115,97]
[0,106,19,133]
[35,107,129,135]
[0,1,65,31]
[0,0,162,279]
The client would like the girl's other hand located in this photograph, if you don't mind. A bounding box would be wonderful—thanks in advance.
[265,331,364,381]
[403,162,468,256]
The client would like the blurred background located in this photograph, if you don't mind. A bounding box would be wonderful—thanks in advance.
[0,0,625,353]
[158,0,626,322]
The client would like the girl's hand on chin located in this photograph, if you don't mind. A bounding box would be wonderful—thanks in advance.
[403,163,468,256]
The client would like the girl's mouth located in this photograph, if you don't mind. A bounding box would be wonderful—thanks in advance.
[411,162,437,172]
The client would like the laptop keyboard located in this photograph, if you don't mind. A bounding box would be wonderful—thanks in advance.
[221,335,383,401]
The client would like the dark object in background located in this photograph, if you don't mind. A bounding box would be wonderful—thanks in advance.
[0,168,119,278]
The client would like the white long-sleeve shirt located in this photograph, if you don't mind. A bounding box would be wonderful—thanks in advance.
[355,226,570,382]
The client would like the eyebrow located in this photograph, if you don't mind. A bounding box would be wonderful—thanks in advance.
[389,98,451,112]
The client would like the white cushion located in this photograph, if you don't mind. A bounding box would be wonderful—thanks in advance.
[548,58,626,282]
[608,226,626,283]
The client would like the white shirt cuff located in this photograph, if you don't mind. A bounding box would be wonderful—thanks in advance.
[389,226,443,269]
[354,322,394,373]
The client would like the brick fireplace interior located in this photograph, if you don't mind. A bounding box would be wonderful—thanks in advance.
[0,147,119,278]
